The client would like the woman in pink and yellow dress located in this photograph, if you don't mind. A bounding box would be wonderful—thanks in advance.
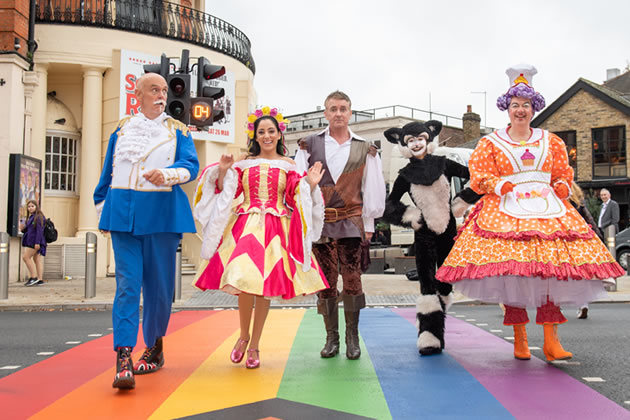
[436,64,624,362]
[193,107,329,368]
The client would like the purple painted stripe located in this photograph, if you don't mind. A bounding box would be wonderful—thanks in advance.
[393,308,630,420]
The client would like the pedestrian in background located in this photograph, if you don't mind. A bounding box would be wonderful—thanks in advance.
[20,200,46,287]
[597,188,619,234]
[570,183,604,319]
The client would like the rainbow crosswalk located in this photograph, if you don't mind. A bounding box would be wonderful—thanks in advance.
[2,308,629,419]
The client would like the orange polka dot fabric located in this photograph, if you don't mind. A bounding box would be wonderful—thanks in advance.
[436,132,625,283]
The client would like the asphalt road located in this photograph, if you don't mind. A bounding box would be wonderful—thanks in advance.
[1,305,629,411]
[448,302,630,410]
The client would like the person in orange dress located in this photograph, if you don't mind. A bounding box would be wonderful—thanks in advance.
[436,64,624,362]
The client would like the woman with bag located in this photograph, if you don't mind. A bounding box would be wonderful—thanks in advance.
[20,200,47,286]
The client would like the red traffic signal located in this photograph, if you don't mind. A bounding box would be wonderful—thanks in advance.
[167,74,191,124]
[191,56,226,128]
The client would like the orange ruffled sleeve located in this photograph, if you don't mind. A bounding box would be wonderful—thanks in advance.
[469,137,512,195]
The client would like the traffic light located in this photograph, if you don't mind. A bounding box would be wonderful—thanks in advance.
[190,56,226,128]
[166,73,191,124]
[143,54,170,78]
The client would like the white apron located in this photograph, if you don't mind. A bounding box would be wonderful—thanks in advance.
[487,128,566,220]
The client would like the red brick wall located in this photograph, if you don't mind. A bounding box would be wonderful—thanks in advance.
[0,0,30,55]
[440,126,465,147]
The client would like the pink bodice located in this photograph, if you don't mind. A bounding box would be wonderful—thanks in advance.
[235,163,290,216]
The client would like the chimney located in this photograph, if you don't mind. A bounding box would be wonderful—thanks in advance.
[606,68,621,81]
[463,105,481,144]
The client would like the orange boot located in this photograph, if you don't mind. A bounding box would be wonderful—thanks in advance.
[543,323,572,362]
[513,324,531,360]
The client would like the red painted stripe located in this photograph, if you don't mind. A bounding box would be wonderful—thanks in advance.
[1,310,216,420]
[30,310,240,420]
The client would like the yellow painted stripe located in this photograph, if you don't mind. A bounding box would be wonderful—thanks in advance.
[149,309,305,419]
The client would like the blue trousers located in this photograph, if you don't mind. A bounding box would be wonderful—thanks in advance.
[110,231,180,350]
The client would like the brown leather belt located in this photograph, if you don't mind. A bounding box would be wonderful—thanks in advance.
[324,205,362,223]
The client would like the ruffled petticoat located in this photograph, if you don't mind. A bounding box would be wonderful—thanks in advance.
[436,201,624,307]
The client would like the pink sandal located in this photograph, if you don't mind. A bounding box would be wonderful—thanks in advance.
[230,338,249,363]
[245,349,260,369]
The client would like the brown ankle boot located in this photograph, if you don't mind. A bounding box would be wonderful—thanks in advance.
[513,324,531,360]
[543,324,572,362]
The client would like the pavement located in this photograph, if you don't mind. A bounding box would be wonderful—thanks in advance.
[1,273,630,311]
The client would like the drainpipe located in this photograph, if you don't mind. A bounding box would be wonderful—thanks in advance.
[27,0,38,69]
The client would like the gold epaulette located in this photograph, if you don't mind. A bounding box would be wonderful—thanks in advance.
[166,118,190,136]
[116,116,132,130]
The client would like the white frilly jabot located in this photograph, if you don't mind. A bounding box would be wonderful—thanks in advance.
[115,112,169,163]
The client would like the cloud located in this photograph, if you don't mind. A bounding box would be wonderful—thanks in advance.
[207,0,630,128]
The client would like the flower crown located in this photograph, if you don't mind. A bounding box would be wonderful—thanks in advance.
[246,106,290,140]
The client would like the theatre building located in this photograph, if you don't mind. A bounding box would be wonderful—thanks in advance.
[1,1,256,282]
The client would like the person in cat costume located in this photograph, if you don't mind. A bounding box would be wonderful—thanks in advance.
[383,120,479,355]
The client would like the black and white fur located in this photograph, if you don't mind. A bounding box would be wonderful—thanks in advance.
[383,120,479,355]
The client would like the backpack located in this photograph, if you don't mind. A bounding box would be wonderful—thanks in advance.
[44,218,58,243]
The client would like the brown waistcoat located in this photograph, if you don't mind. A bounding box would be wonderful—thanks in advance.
[301,132,370,239]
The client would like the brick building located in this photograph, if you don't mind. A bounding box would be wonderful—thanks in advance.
[532,69,630,229]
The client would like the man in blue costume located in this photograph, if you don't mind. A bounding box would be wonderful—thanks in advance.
[94,73,199,390]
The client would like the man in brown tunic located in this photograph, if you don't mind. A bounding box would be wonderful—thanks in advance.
[295,91,385,359]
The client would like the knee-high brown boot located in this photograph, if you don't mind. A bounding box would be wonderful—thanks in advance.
[317,297,339,358]
[343,294,366,360]
[513,324,531,360]
[543,323,572,362]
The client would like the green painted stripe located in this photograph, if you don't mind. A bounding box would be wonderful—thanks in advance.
[277,309,391,420]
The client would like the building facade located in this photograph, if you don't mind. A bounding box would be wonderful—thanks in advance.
[284,105,485,187]
[532,69,630,229]
[1,0,256,282]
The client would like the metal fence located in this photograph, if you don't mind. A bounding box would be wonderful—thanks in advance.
[286,105,487,133]
[35,0,255,73]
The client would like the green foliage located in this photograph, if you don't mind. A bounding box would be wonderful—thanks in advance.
[375,222,390,232]
[584,188,602,220]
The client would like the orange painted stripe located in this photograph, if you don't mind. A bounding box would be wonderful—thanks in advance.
[30,310,240,420]
[1,310,214,420]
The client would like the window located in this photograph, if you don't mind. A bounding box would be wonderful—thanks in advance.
[592,126,626,178]
[45,134,79,194]
[555,130,577,177]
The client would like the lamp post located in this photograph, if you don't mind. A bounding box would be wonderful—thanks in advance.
[471,91,487,128]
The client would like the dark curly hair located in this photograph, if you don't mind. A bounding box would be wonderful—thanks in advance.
[247,115,287,156]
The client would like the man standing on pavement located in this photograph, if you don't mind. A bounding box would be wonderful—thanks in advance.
[94,73,199,389]
[598,188,620,235]
[295,91,385,360]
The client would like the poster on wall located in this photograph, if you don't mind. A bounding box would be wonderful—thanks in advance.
[7,154,42,237]
[119,49,236,143]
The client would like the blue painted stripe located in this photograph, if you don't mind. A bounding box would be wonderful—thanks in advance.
[359,309,514,419]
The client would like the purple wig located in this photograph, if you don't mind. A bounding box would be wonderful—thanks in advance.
[496,83,546,112]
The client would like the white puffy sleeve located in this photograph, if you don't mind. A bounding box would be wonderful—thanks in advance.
[193,164,238,260]
[361,152,386,232]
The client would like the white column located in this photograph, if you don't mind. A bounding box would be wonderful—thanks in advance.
[77,66,104,234]
[30,63,48,165]
[22,71,39,156]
